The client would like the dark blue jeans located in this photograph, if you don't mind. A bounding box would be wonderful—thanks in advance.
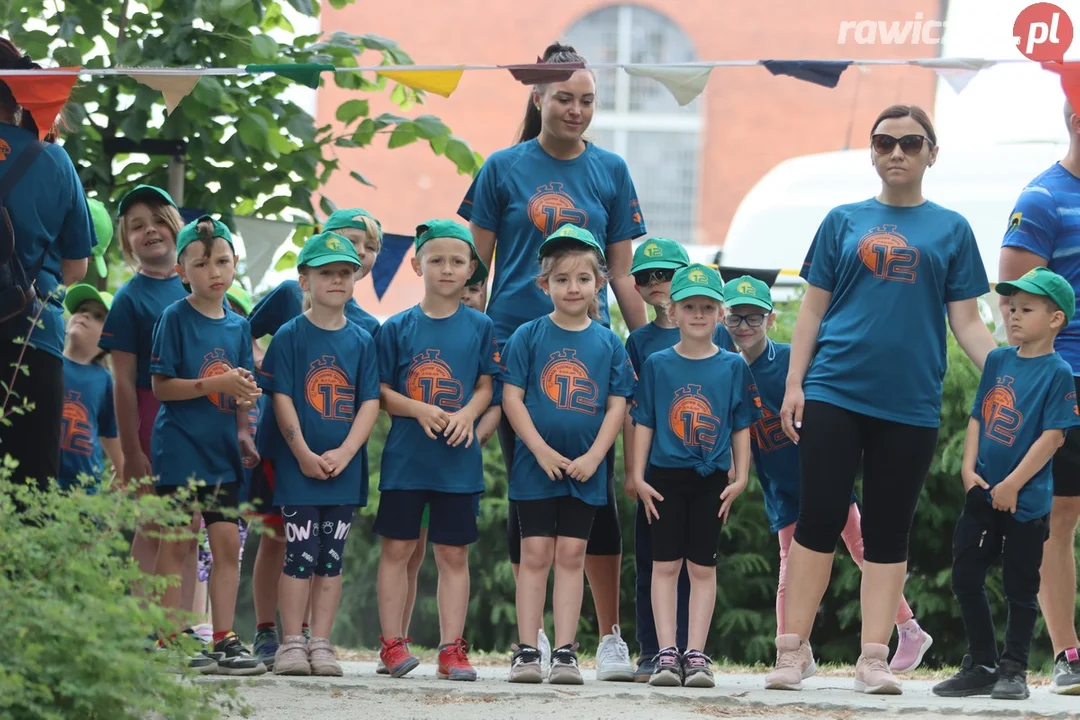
[635,499,690,658]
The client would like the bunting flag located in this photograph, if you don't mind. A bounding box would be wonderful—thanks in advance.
[129,73,201,114]
[624,66,713,106]
[1042,62,1080,119]
[371,233,413,300]
[0,67,80,139]
[761,60,852,88]
[245,63,335,89]
[377,68,464,98]
[916,58,994,95]
[233,215,297,289]
[505,60,586,85]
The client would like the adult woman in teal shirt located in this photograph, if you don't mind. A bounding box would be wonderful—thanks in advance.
[458,43,647,678]
[768,105,998,694]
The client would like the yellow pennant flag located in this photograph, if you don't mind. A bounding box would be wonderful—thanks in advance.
[129,73,201,114]
[377,68,464,98]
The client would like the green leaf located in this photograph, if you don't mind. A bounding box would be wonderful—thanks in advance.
[285,112,317,142]
[274,250,298,270]
[237,114,270,149]
[357,33,399,51]
[220,0,249,13]
[268,130,297,155]
[283,0,317,15]
[190,77,226,107]
[445,137,477,174]
[251,34,278,62]
[372,112,408,128]
[350,170,375,188]
[334,99,369,125]
[333,137,359,148]
[351,118,376,147]
[329,0,353,7]
[388,122,418,149]
[428,134,449,154]
[412,114,450,140]
[319,196,338,216]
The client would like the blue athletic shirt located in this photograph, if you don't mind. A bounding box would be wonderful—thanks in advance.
[970,346,1080,522]
[800,199,989,427]
[625,322,734,374]
[1002,163,1080,372]
[258,315,379,506]
[0,126,94,359]
[249,278,380,339]
[502,316,637,506]
[100,274,188,389]
[458,139,647,344]
[149,300,254,487]
[237,395,264,501]
[631,347,759,477]
[58,357,117,491]
[377,304,500,494]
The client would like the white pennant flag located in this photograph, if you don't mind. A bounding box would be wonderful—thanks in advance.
[129,73,201,115]
[624,66,713,106]
[233,215,296,290]
[935,67,981,94]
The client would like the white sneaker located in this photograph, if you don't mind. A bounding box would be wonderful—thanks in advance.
[596,624,635,681]
[537,629,551,678]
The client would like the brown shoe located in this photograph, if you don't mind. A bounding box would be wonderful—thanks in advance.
[273,635,311,676]
[309,637,343,677]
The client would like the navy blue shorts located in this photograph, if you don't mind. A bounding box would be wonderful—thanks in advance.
[375,489,479,546]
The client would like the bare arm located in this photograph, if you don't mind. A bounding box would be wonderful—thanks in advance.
[1004,428,1066,491]
[730,426,751,490]
[608,241,647,331]
[476,404,502,446]
[583,395,626,461]
[340,398,380,456]
[780,285,832,441]
[631,422,653,486]
[622,412,635,494]
[998,246,1048,344]
[100,436,123,481]
[152,373,219,402]
[947,299,997,372]
[458,375,494,423]
[61,257,88,287]
[501,384,554,456]
[961,416,981,489]
[380,383,437,419]
[470,224,496,313]
[111,351,142,461]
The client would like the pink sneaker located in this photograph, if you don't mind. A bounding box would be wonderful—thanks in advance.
[889,619,933,673]
[764,634,816,690]
[855,643,902,694]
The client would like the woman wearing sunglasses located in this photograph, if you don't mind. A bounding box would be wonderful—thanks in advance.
[765,105,997,695]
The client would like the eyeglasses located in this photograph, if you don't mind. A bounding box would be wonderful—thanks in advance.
[871,134,932,156]
[723,313,767,328]
[633,268,676,286]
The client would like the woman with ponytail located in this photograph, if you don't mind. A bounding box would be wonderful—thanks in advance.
[458,42,647,681]
[0,37,93,492]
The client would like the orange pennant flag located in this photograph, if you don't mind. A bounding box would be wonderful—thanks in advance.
[376,68,464,98]
[0,68,80,140]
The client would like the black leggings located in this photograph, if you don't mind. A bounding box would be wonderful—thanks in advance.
[0,338,62,492]
[793,400,937,564]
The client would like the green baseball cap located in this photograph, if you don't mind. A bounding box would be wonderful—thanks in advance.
[631,237,689,273]
[87,198,113,278]
[997,266,1077,322]
[226,285,254,315]
[117,184,177,216]
[297,231,362,269]
[324,208,383,236]
[415,219,487,285]
[722,275,773,311]
[670,263,725,303]
[63,283,113,315]
[537,224,605,261]
[176,215,234,259]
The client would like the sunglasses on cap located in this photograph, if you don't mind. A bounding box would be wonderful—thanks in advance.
[633,268,677,286]
[871,134,932,156]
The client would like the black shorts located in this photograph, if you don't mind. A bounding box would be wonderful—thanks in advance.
[1053,376,1080,497]
[646,465,724,567]
[516,496,597,541]
[154,481,240,527]
[374,489,479,546]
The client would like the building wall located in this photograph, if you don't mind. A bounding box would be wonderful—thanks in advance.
[318,0,942,316]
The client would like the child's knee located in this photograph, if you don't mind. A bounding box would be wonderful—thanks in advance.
[553,538,587,570]
[520,538,555,570]
[685,561,715,582]
[652,559,682,579]
[434,543,469,572]
[380,538,417,564]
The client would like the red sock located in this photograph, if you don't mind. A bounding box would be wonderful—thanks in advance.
[212,630,232,644]
[301,623,310,630]
[257,622,276,632]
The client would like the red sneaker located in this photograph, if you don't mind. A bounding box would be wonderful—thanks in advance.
[379,636,419,678]
[438,637,477,681]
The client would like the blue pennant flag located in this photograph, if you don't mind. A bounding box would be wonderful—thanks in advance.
[178,207,209,224]
[761,60,852,89]
[371,233,413,300]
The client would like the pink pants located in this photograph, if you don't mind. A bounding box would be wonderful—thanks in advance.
[776,502,914,635]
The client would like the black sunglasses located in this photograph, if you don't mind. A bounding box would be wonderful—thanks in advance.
[723,313,767,329]
[633,268,676,286]
[871,134,932,156]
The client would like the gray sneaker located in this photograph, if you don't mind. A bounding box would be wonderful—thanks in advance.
[509,644,543,683]
[596,625,635,681]
[682,650,715,688]
[549,643,584,685]
[1051,648,1080,695]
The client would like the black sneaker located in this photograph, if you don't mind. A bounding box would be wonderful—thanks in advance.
[508,643,543,683]
[682,650,715,688]
[1051,648,1080,695]
[991,659,1030,700]
[932,655,997,697]
[648,647,683,687]
[208,632,267,676]
[634,654,658,683]
[549,643,583,685]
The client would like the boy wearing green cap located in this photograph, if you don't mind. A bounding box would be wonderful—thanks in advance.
[629,264,758,689]
[148,214,265,675]
[59,284,121,492]
[373,219,498,681]
[934,267,1080,700]
[256,231,381,677]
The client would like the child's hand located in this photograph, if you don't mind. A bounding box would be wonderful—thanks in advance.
[321,447,356,478]
[624,475,638,501]
[238,432,260,468]
[962,470,990,493]
[536,445,571,481]
[121,450,153,491]
[212,368,259,399]
[637,481,664,523]
[719,473,748,523]
[416,403,451,440]
[443,409,476,448]
[566,452,601,483]
[299,449,332,480]
[991,478,1019,514]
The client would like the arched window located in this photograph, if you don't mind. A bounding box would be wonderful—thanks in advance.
[565,4,704,241]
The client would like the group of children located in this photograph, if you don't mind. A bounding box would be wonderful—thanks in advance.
[53,183,1078,698]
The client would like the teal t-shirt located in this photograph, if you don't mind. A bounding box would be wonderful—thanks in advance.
[100,274,188,389]
[458,139,647,343]
[377,304,500,494]
[625,322,733,374]
[149,300,254,487]
[971,346,1080,522]
[800,198,989,427]
[58,358,117,491]
[503,316,637,506]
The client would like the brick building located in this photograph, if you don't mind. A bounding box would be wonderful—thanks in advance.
[318,0,943,317]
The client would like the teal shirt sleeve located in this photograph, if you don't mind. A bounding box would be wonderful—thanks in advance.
[249,280,303,338]
[629,356,656,428]
[606,159,647,243]
[99,372,118,438]
[946,220,991,302]
[239,317,255,373]
[262,324,294,400]
[801,211,840,291]
[149,309,182,378]
[356,332,381,403]
[1043,364,1080,432]
[502,326,530,389]
[731,361,761,432]
[375,317,398,387]
[99,287,137,354]
[1002,185,1060,261]
[458,154,502,231]
[970,349,999,420]
[608,337,637,398]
